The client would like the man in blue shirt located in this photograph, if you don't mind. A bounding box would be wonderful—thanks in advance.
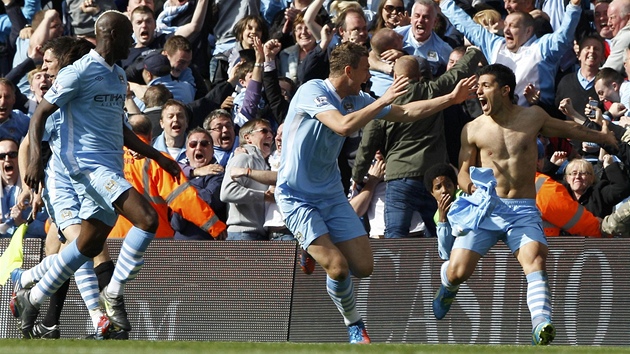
[276,41,475,344]
[440,0,582,107]
[0,78,30,142]
[395,0,453,77]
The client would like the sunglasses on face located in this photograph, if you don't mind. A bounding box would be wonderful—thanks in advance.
[0,151,18,159]
[384,4,405,13]
[188,140,211,148]
[251,128,273,135]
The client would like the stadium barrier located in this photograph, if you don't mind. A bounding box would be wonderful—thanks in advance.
[1,237,628,345]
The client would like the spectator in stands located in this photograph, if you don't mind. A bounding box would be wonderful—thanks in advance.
[352,47,485,239]
[563,157,630,218]
[440,0,582,108]
[556,34,605,122]
[162,36,208,99]
[25,67,49,116]
[299,1,369,82]
[232,36,266,128]
[349,151,427,238]
[373,0,410,33]
[424,163,459,260]
[209,0,260,58]
[220,118,274,241]
[204,109,238,167]
[121,5,167,70]
[0,138,46,238]
[12,10,64,94]
[110,117,226,240]
[268,0,329,51]
[132,51,196,104]
[210,15,269,86]
[66,0,117,40]
[394,0,452,77]
[278,13,317,85]
[534,139,602,237]
[603,0,630,73]
[442,46,483,165]
[125,0,155,17]
[504,0,536,14]
[594,0,614,42]
[152,99,189,163]
[594,67,629,120]
[261,39,296,125]
[0,78,30,142]
[471,9,504,37]
[368,28,405,97]
[142,84,174,140]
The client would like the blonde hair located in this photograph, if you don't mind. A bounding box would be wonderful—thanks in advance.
[564,158,596,185]
[472,9,501,30]
[329,1,364,23]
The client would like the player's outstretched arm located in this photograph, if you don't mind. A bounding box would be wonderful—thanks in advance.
[540,111,618,149]
[25,99,58,190]
[386,75,477,122]
[316,75,409,136]
[122,125,181,178]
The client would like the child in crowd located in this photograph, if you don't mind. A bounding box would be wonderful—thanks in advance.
[424,163,461,260]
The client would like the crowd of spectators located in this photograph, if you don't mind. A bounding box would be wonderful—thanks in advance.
[3,0,630,242]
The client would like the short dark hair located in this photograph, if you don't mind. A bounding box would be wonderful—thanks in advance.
[329,42,369,77]
[595,67,624,87]
[187,126,212,141]
[143,84,173,107]
[131,5,155,19]
[164,35,192,55]
[476,64,517,102]
[234,15,269,43]
[42,36,94,69]
[161,99,189,123]
[203,109,233,131]
[423,163,458,192]
[128,114,153,138]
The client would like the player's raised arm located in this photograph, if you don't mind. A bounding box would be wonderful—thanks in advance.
[385,75,477,123]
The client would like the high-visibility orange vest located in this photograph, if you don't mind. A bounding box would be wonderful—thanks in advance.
[535,172,601,237]
[109,147,226,238]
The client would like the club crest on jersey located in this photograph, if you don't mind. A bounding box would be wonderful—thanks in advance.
[119,75,125,84]
[104,179,119,193]
[343,102,354,112]
[314,96,328,107]
[294,231,305,243]
[95,76,103,81]
[60,209,74,220]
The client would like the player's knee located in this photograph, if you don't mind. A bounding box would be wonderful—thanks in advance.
[325,260,350,281]
[447,261,473,284]
[78,242,104,258]
[134,207,158,232]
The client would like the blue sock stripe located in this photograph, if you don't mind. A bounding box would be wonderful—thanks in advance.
[326,275,361,326]
[75,261,101,310]
[526,270,547,282]
[527,288,551,298]
[526,271,552,324]
[31,254,57,280]
[123,226,154,252]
